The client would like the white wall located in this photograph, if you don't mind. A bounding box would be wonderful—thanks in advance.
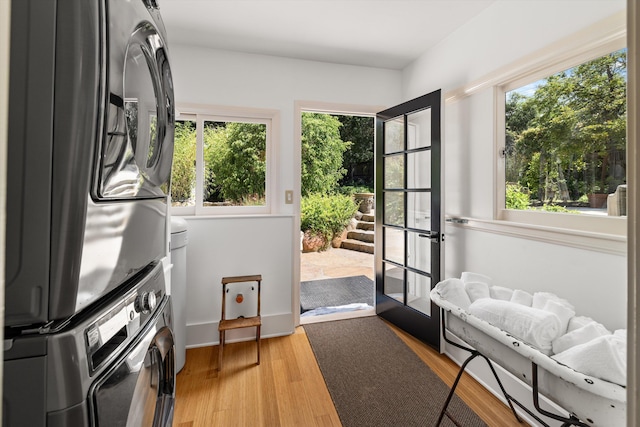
[168,46,402,346]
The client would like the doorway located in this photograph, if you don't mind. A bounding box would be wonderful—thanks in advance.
[298,108,376,323]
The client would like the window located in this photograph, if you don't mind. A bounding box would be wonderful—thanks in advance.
[497,46,627,236]
[170,105,278,215]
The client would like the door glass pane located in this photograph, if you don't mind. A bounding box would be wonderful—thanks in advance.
[384,154,404,189]
[407,231,431,273]
[407,192,431,231]
[407,108,431,150]
[384,192,404,226]
[383,262,404,302]
[384,117,404,153]
[407,271,431,315]
[384,227,404,265]
[407,150,431,189]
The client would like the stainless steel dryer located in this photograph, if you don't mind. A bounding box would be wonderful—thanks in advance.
[4,262,175,427]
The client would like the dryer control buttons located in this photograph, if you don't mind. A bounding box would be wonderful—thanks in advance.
[135,291,157,314]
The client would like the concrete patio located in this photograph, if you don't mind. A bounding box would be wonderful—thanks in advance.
[300,247,374,282]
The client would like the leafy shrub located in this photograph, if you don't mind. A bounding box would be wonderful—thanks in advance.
[171,121,197,202]
[301,113,351,196]
[338,185,374,196]
[205,122,266,203]
[538,204,580,214]
[301,193,359,250]
[505,184,530,210]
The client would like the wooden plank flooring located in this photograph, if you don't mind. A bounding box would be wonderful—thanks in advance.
[173,319,527,426]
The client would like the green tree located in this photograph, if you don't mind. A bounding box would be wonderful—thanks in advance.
[171,121,196,203]
[337,115,374,188]
[301,113,351,196]
[569,50,626,193]
[505,92,536,184]
[206,122,267,203]
[506,49,626,204]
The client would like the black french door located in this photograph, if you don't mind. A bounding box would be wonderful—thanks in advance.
[375,90,442,350]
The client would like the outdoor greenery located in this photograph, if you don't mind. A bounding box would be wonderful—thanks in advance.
[505,184,530,210]
[505,49,626,209]
[171,121,196,203]
[299,112,371,250]
[337,115,375,190]
[300,193,359,248]
[170,111,373,248]
[170,120,267,206]
[204,122,267,204]
[301,112,352,196]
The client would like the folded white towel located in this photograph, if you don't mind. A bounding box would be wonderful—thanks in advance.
[490,285,514,301]
[567,315,596,332]
[542,299,575,336]
[434,278,472,311]
[614,329,627,339]
[510,289,533,306]
[532,292,574,311]
[552,321,611,354]
[468,298,562,354]
[460,272,492,285]
[465,281,491,302]
[553,334,626,386]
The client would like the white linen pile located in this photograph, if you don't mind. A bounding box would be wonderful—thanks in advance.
[433,272,627,386]
[467,298,562,354]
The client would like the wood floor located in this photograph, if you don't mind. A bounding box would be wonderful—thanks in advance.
[173,318,527,427]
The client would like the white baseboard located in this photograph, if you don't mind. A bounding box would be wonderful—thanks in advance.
[185,312,294,348]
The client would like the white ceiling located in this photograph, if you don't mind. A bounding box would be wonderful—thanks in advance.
[160,0,495,70]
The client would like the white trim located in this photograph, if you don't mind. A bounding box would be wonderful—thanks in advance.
[178,213,294,221]
[446,217,626,255]
[299,307,376,325]
[627,0,639,425]
[185,312,294,348]
[172,103,280,216]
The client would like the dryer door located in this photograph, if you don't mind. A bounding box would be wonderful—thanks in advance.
[90,299,175,427]
[98,16,174,200]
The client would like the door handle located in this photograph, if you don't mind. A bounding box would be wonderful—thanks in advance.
[418,231,440,243]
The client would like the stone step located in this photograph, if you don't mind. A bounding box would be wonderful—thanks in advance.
[340,239,374,254]
[361,213,375,223]
[347,229,374,243]
[357,221,374,231]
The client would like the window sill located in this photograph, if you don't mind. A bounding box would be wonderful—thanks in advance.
[445,216,627,255]
[171,213,294,220]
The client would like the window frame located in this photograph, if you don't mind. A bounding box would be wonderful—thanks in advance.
[494,28,627,237]
[170,104,279,216]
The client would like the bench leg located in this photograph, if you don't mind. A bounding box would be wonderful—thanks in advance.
[218,330,224,371]
[256,325,261,366]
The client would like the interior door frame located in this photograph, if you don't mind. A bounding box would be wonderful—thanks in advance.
[375,90,443,349]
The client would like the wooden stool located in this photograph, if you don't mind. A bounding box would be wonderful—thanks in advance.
[218,275,262,370]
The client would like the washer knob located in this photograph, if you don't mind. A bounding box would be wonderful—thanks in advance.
[136,291,157,314]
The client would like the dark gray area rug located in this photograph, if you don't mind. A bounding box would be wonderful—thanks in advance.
[300,275,374,313]
[304,316,488,427]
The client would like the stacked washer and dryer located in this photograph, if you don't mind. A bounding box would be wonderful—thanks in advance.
[4,1,178,425]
